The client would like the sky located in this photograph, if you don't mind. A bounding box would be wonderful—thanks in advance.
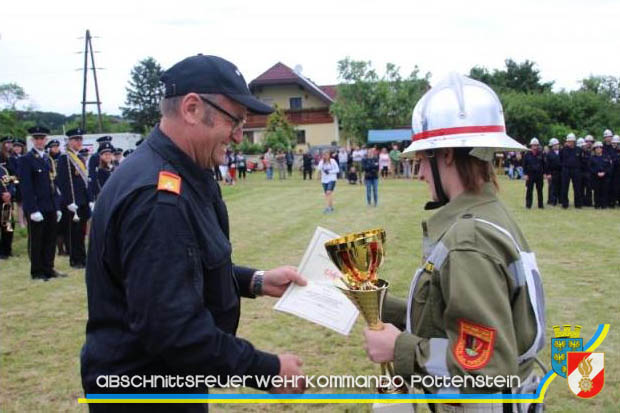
[1,0,619,116]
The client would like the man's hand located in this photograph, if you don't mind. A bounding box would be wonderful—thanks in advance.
[89,201,95,211]
[269,353,306,394]
[56,210,62,223]
[1,192,10,203]
[363,323,401,363]
[598,172,605,177]
[67,203,78,213]
[262,266,307,297]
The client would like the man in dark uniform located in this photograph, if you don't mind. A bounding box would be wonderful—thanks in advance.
[302,150,313,180]
[602,129,617,208]
[57,128,92,269]
[545,137,561,205]
[1,137,17,259]
[88,142,115,201]
[560,133,583,209]
[581,135,594,206]
[113,147,124,166]
[9,137,26,228]
[46,139,69,256]
[81,55,307,411]
[18,126,65,280]
[612,135,620,207]
[590,141,612,209]
[523,137,545,209]
[88,136,112,186]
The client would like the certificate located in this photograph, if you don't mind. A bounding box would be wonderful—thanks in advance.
[274,226,359,335]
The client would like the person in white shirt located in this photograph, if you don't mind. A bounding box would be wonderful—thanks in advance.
[317,151,339,213]
[337,147,348,179]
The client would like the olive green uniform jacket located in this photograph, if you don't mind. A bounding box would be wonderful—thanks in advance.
[383,183,545,393]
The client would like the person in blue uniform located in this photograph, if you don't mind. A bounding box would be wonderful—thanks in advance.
[88,142,115,201]
[18,126,65,280]
[88,136,112,186]
[46,139,68,256]
[602,130,617,208]
[581,136,594,206]
[81,55,307,411]
[590,141,612,209]
[545,138,561,206]
[560,133,583,209]
[9,138,26,227]
[56,128,92,269]
[611,135,620,207]
[1,137,17,259]
[112,147,123,166]
[523,137,545,209]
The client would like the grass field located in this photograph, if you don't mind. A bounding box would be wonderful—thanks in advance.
[1,172,619,412]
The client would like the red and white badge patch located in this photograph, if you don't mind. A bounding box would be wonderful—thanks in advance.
[453,319,496,370]
[567,352,604,398]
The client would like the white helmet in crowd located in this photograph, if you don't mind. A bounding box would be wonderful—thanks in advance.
[603,129,613,138]
[577,138,585,147]
[529,137,540,146]
[592,141,603,149]
[402,72,526,161]
[566,133,576,142]
[613,135,620,144]
[585,135,594,142]
[549,138,560,146]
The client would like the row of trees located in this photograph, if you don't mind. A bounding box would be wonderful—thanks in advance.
[3,57,618,149]
[333,58,620,146]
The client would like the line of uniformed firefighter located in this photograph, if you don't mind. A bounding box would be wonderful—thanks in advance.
[0,127,134,280]
[522,130,620,209]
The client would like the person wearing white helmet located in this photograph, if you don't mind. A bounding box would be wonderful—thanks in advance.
[580,136,594,207]
[607,133,620,207]
[545,138,562,205]
[523,137,545,208]
[559,132,584,208]
[590,141,613,208]
[363,73,545,412]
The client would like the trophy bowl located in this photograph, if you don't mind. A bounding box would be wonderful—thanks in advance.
[325,229,407,394]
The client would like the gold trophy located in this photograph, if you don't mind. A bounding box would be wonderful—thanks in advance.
[325,228,407,394]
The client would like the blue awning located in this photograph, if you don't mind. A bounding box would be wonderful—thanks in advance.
[367,129,412,143]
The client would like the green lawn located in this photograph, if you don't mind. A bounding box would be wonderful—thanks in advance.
[1,172,618,412]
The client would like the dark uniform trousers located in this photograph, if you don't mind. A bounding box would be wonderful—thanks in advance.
[66,204,89,266]
[548,172,561,205]
[0,220,13,257]
[561,167,582,208]
[27,212,58,276]
[593,176,610,208]
[582,172,592,206]
[526,174,544,208]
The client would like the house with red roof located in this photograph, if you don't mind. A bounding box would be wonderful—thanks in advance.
[245,62,339,149]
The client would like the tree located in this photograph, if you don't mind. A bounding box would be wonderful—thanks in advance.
[64,113,132,134]
[263,105,296,151]
[469,59,553,94]
[120,57,164,133]
[330,58,429,144]
[579,75,620,103]
[0,83,28,109]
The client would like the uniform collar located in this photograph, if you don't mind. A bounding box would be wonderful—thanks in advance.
[147,125,215,195]
[423,183,498,242]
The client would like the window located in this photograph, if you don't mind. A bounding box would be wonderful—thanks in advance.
[243,131,254,143]
[290,97,302,110]
[296,130,306,145]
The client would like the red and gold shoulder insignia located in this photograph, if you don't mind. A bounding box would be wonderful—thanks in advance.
[157,171,181,195]
[453,319,496,370]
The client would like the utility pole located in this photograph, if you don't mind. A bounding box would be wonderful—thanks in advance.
[80,30,103,132]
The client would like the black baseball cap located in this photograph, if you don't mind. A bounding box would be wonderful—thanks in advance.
[160,54,274,115]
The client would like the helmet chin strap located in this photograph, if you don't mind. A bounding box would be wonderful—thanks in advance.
[424,152,450,210]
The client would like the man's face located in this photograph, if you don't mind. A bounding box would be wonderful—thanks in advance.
[115,153,122,161]
[566,141,575,148]
[604,136,612,144]
[2,142,12,153]
[68,137,83,151]
[595,147,603,155]
[13,145,22,155]
[531,144,540,152]
[193,96,246,168]
[32,135,47,150]
[50,146,60,155]
[552,144,560,151]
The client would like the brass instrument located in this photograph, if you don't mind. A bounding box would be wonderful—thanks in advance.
[1,174,19,185]
[1,201,14,232]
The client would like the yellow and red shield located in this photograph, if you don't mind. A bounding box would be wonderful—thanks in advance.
[453,319,496,370]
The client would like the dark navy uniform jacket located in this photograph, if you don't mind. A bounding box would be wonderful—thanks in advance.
[88,153,100,190]
[544,150,561,174]
[590,154,612,177]
[88,165,113,200]
[523,150,544,177]
[81,126,279,400]
[559,146,582,169]
[57,150,93,208]
[17,149,60,214]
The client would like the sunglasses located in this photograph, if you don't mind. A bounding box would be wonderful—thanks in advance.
[199,95,246,133]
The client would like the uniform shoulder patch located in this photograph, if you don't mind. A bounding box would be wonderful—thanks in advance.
[157,171,182,195]
[453,319,496,370]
